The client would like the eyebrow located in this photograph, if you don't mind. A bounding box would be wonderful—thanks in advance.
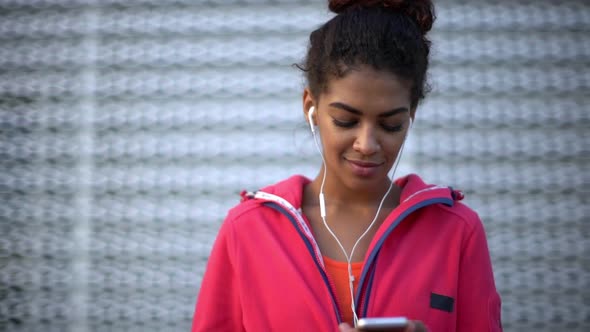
[329,102,408,117]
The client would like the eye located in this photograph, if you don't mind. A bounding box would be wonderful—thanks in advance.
[332,118,357,128]
[381,123,404,132]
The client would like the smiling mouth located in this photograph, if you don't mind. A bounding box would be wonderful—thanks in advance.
[347,160,383,167]
[346,159,384,177]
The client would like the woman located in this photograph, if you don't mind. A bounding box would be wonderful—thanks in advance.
[192,1,502,331]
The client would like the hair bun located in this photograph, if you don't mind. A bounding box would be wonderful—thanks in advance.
[328,0,435,34]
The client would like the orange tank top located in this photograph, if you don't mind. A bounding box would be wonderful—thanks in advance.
[323,256,363,325]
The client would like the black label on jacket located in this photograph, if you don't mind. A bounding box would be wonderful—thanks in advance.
[430,293,454,312]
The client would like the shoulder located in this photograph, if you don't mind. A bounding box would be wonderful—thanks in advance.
[223,174,311,227]
[401,173,485,236]
[435,200,483,235]
[426,198,492,257]
[224,197,265,226]
[417,196,491,256]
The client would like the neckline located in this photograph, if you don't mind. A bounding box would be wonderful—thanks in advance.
[323,255,363,268]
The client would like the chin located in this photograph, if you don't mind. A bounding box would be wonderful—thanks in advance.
[345,172,391,190]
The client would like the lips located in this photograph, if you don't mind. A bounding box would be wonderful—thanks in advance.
[346,159,384,177]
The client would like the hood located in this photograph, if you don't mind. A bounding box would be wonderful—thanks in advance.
[241,173,462,207]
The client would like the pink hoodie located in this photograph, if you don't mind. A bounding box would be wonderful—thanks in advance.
[192,174,502,331]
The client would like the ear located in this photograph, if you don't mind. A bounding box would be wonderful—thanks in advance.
[409,107,417,125]
[302,87,317,126]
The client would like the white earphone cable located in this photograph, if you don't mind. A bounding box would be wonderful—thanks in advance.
[310,109,412,327]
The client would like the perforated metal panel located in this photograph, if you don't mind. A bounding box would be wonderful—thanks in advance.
[1,1,588,331]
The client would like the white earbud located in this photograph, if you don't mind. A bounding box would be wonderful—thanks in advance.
[307,106,316,134]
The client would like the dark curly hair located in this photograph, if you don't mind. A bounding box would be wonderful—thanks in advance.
[299,0,435,109]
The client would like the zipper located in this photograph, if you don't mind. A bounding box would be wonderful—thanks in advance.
[354,197,454,317]
[263,202,344,325]
[255,190,454,323]
[324,265,344,324]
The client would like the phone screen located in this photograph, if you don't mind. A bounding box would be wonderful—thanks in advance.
[357,317,408,332]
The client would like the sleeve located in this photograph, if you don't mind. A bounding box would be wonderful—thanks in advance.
[191,217,244,332]
[456,215,503,332]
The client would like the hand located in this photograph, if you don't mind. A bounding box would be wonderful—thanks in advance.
[338,321,428,332]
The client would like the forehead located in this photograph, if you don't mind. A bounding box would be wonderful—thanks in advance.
[322,66,412,108]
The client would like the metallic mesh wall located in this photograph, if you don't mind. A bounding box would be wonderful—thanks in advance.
[1,1,588,331]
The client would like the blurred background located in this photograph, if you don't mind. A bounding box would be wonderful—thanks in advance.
[0,0,588,331]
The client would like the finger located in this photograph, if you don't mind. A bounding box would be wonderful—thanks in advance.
[339,322,356,332]
[413,321,428,332]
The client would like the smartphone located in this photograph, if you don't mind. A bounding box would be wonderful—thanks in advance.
[357,317,409,331]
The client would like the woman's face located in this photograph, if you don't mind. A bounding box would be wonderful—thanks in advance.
[303,66,414,192]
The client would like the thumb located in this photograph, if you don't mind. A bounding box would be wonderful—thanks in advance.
[407,321,428,332]
[339,322,355,331]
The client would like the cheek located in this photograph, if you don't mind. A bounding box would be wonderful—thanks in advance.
[321,129,354,152]
[382,136,404,159]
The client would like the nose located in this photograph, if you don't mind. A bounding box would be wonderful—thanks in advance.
[353,125,380,156]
